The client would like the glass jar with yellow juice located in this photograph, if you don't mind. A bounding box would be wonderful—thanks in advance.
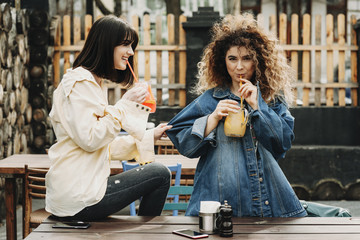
[224,105,248,137]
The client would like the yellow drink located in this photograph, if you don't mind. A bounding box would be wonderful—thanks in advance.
[224,108,248,137]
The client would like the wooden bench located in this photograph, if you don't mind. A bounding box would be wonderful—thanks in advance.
[155,138,179,155]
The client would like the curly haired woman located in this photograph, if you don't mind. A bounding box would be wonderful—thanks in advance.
[166,14,307,217]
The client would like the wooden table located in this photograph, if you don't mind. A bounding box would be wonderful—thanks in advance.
[24,216,360,239]
[0,154,198,240]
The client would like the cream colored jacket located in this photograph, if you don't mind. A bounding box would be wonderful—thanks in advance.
[45,67,154,217]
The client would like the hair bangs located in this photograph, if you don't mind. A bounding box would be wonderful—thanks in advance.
[121,26,138,48]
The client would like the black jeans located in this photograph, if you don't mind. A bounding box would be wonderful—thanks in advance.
[60,162,171,221]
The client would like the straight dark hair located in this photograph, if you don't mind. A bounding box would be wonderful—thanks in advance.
[73,15,138,86]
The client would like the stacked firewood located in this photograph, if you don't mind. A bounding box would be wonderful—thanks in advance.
[28,9,55,153]
[0,3,31,158]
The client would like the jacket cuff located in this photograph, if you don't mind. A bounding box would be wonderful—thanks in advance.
[134,129,155,164]
[191,115,216,142]
[113,99,150,140]
[249,84,266,118]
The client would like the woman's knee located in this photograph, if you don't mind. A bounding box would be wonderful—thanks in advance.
[147,162,171,181]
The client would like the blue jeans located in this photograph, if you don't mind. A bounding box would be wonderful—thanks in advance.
[56,162,171,220]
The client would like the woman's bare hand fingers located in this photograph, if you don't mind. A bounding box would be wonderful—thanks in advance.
[214,100,240,118]
[122,84,149,103]
[154,123,173,141]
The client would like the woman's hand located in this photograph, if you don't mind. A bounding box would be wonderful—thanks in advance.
[209,99,240,123]
[122,83,149,103]
[239,79,258,110]
[205,99,240,137]
[154,123,173,142]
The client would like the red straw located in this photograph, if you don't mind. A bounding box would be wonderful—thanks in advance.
[126,60,138,82]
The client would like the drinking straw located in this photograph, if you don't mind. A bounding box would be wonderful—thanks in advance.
[240,77,243,109]
[126,60,138,82]
[127,60,156,112]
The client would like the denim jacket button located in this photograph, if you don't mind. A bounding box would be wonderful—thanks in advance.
[265,200,269,205]
[259,177,263,182]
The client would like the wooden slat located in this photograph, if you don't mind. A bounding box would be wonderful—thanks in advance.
[0,154,197,179]
[53,16,61,88]
[167,186,193,195]
[281,45,357,51]
[326,14,334,106]
[338,14,346,106]
[28,168,48,174]
[154,83,183,89]
[62,15,71,73]
[104,82,185,89]
[25,232,360,240]
[279,13,287,46]
[84,14,92,40]
[107,88,115,105]
[35,224,360,235]
[28,184,46,192]
[144,14,151,84]
[131,15,139,77]
[73,16,81,58]
[269,14,276,36]
[302,14,311,106]
[127,45,187,51]
[291,14,298,106]
[156,15,163,105]
[167,14,175,106]
[314,15,322,106]
[50,13,359,108]
[28,176,45,182]
[163,202,189,211]
[29,192,45,198]
[257,13,264,28]
[294,82,358,88]
[5,178,17,240]
[54,44,187,52]
[42,216,360,225]
[155,138,179,155]
[34,219,360,234]
[179,15,187,107]
[350,15,358,106]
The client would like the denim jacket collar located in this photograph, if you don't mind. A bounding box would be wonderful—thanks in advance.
[213,86,241,101]
[213,81,262,102]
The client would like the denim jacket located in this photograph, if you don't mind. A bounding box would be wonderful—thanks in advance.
[167,86,307,217]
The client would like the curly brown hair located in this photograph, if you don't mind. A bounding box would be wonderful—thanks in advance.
[195,13,295,105]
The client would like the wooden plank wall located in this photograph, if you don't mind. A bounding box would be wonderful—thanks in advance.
[53,14,187,108]
[266,13,358,106]
[52,13,358,107]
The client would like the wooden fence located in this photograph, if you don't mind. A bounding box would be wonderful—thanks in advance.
[52,13,358,107]
[52,14,187,107]
[270,13,358,107]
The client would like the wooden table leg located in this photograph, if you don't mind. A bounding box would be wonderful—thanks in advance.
[5,178,17,240]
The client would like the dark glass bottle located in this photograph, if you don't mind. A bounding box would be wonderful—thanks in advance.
[218,200,233,237]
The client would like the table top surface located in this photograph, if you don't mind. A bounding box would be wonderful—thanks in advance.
[25,216,360,240]
[0,154,198,175]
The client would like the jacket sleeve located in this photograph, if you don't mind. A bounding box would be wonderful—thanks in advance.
[109,129,155,164]
[167,97,217,158]
[250,93,294,160]
[58,80,150,152]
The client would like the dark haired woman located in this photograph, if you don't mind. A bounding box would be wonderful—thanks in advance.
[45,15,172,220]
[167,14,307,217]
